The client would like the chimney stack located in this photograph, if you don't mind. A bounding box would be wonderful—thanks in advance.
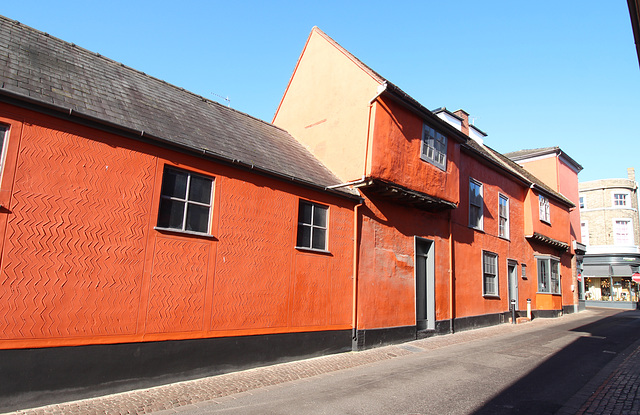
[453,109,469,136]
[628,167,636,181]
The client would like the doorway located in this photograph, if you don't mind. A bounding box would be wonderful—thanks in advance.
[508,260,519,314]
[415,237,435,331]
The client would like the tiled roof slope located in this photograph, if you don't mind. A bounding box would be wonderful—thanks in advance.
[503,147,560,160]
[465,140,574,207]
[0,16,356,196]
[504,147,583,172]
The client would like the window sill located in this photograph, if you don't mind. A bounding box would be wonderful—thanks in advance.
[419,155,447,172]
[469,226,484,232]
[540,219,551,225]
[536,292,562,296]
[154,227,217,239]
[499,235,510,241]
[483,294,500,299]
[295,246,332,256]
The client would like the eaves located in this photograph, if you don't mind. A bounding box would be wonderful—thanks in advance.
[0,89,362,202]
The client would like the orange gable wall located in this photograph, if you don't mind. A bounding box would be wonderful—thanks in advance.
[0,104,355,350]
[453,152,532,315]
[273,28,381,182]
[519,156,559,190]
[369,97,459,205]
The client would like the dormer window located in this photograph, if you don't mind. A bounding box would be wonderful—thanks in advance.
[421,124,447,170]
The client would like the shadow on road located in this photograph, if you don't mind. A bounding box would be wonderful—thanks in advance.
[470,308,640,415]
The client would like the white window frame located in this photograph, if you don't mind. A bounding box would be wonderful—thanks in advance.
[156,166,214,236]
[613,218,634,246]
[469,178,484,230]
[521,263,527,279]
[420,124,447,171]
[579,195,585,209]
[296,200,329,251]
[612,191,630,208]
[0,125,9,182]
[498,194,509,239]
[483,251,499,297]
[536,256,561,294]
[581,220,590,246]
[539,194,550,223]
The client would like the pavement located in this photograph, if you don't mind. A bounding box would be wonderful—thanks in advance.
[3,309,639,415]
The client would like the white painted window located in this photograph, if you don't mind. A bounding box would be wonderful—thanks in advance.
[579,195,585,209]
[0,125,8,179]
[157,167,213,235]
[539,194,550,223]
[499,194,509,239]
[612,192,629,207]
[613,219,633,246]
[469,179,483,230]
[483,251,499,296]
[537,256,560,294]
[297,200,328,251]
[581,221,590,246]
[421,124,447,170]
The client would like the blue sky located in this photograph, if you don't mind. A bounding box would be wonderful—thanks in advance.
[2,1,638,182]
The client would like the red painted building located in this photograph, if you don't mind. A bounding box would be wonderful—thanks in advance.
[0,17,359,409]
[0,19,579,407]
[274,28,577,346]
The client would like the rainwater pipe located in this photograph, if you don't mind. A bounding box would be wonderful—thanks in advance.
[448,209,455,334]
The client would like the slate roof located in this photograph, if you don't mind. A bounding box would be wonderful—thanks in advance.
[463,139,575,208]
[0,16,358,197]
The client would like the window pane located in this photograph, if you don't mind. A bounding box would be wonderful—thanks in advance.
[299,201,312,225]
[158,199,185,229]
[538,259,547,292]
[186,204,210,233]
[0,126,6,162]
[162,169,188,199]
[312,228,326,250]
[297,224,311,248]
[188,175,212,204]
[313,205,327,227]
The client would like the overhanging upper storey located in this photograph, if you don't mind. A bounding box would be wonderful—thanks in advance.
[355,178,458,212]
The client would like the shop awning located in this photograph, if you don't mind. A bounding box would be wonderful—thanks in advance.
[582,264,610,277]
[612,264,636,277]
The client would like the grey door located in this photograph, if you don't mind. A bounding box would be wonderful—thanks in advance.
[508,260,519,312]
[416,238,435,330]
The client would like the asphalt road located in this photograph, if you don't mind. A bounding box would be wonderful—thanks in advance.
[160,308,640,415]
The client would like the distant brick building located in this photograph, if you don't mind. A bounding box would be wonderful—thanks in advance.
[579,168,640,308]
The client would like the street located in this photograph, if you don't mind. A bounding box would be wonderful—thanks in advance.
[6,308,640,415]
[158,308,640,415]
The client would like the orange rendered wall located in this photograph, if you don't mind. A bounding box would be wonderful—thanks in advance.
[0,104,355,350]
[355,196,451,329]
[517,157,581,244]
[370,98,459,205]
[527,190,572,245]
[452,152,533,316]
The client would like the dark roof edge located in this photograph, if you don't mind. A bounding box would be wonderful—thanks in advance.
[0,89,361,202]
[381,85,468,144]
[460,143,575,208]
[506,147,583,173]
